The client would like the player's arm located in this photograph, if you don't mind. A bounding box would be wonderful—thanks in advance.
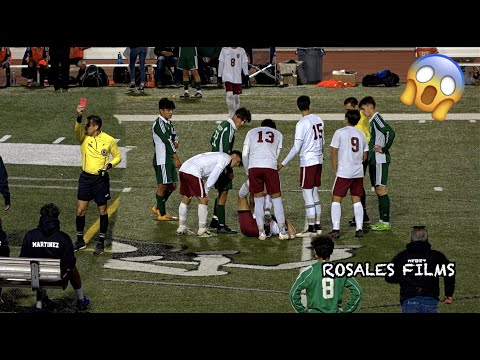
[154,120,177,155]
[242,139,250,174]
[74,106,85,143]
[281,124,304,167]
[108,138,122,168]
[342,277,362,313]
[289,269,311,313]
[205,162,229,193]
[331,146,338,175]
[218,49,225,77]
[241,50,249,76]
[375,118,396,153]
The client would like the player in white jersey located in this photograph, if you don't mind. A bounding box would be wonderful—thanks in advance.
[218,47,249,117]
[328,110,368,239]
[176,151,242,237]
[279,95,325,237]
[242,119,289,240]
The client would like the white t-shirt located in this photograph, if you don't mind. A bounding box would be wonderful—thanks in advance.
[179,152,231,191]
[330,126,368,178]
[218,47,249,84]
[282,114,324,167]
[243,126,283,170]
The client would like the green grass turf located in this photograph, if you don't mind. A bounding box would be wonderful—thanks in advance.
[0,84,478,312]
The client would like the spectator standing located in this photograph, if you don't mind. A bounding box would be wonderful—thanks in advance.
[385,226,455,313]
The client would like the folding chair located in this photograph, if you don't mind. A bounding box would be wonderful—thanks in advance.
[248,48,278,85]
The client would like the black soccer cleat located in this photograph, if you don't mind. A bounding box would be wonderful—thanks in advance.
[73,240,87,252]
[209,218,219,229]
[217,225,238,234]
[355,229,364,238]
[328,230,340,239]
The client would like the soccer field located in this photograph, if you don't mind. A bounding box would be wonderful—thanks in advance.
[0,84,479,313]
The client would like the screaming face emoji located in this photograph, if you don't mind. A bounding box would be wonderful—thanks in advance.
[400,54,464,121]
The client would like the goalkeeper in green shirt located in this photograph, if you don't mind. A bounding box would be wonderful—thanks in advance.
[290,235,362,313]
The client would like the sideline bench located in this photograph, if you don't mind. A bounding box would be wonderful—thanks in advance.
[0,257,67,307]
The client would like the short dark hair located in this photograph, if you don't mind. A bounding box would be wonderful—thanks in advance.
[411,226,428,242]
[260,118,276,129]
[159,97,175,110]
[311,235,334,259]
[344,97,358,107]
[345,109,361,126]
[297,95,310,111]
[40,203,60,218]
[235,107,251,123]
[231,149,243,166]
[87,115,102,129]
[359,96,376,108]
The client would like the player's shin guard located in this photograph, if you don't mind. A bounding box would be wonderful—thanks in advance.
[378,194,390,223]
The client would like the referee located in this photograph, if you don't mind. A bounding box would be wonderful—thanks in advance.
[74,104,122,255]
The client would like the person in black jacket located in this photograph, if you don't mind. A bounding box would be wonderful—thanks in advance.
[0,156,10,211]
[154,47,180,87]
[20,203,90,310]
[0,219,10,304]
[385,226,455,313]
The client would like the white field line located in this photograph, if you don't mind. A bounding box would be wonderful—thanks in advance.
[102,277,288,294]
[0,135,11,142]
[10,184,127,192]
[114,113,480,123]
[52,137,65,144]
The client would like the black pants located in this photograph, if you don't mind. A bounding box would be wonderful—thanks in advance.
[49,47,70,90]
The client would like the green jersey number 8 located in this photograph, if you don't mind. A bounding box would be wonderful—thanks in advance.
[322,278,334,299]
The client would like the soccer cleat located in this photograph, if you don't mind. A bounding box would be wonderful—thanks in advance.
[176,227,196,235]
[328,230,341,239]
[151,206,160,216]
[77,295,90,310]
[73,240,87,252]
[42,297,55,310]
[314,224,322,234]
[355,229,364,238]
[157,213,178,221]
[93,242,105,255]
[209,218,219,229]
[217,225,238,234]
[279,231,290,240]
[258,230,267,241]
[194,92,202,98]
[165,213,179,220]
[127,84,136,92]
[197,229,215,237]
[371,222,391,231]
[295,231,316,238]
[180,92,190,98]
[137,85,145,92]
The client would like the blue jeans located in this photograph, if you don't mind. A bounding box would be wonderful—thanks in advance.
[129,47,147,85]
[401,297,438,313]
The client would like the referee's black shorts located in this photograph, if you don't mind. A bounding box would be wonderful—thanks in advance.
[77,171,111,205]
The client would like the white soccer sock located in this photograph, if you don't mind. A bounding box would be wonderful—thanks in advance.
[313,187,321,224]
[226,91,234,116]
[254,197,265,230]
[75,288,84,300]
[353,202,364,230]
[233,94,240,111]
[179,202,188,227]
[239,180,250,198]
[198,204,208,230]
[331,202,341,230]
[272,197,285,227]
[264,195,273,212]
[302,188,316,225]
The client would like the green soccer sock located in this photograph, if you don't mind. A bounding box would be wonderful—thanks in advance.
[217,204,226,226]
[183,81,189,91]
[164,190,172,202]
[156,194,166,216]
[213,198,218,217]
[194,82,201,91]
[378,194,390,223]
